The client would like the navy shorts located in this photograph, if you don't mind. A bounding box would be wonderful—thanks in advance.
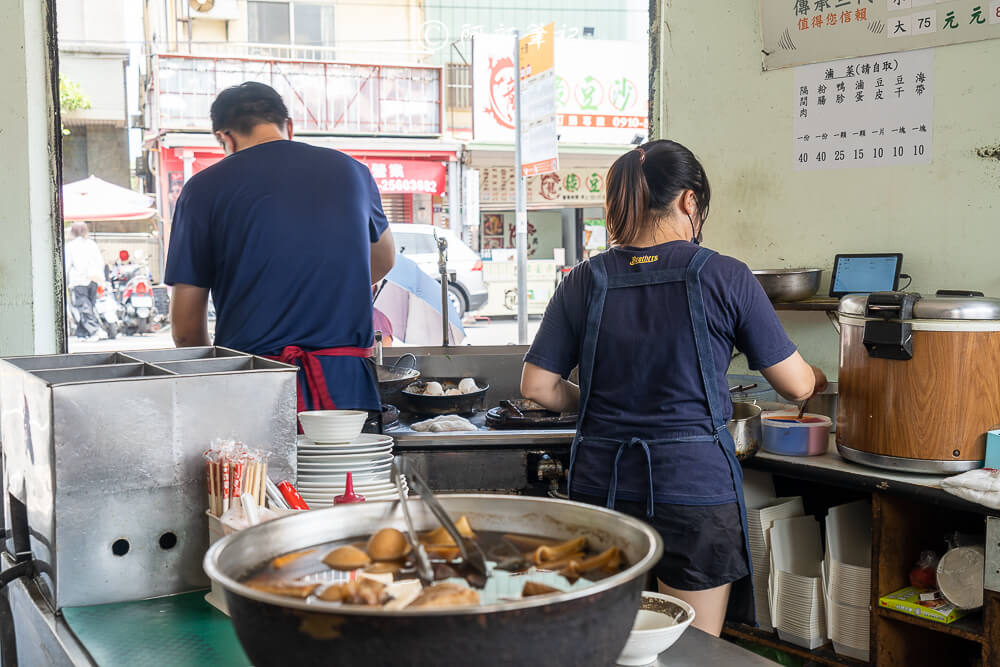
[573,493,750,591]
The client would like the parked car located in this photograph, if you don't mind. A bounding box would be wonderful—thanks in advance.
[390,224,487,315]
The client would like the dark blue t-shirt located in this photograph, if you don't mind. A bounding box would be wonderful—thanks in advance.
[525,242,796,504]
[526,241,796,437]
[164,140,388,410]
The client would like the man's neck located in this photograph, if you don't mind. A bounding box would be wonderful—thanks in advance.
[234,126,286,152]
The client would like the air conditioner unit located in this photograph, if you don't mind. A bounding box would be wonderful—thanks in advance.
[188,0,239,21]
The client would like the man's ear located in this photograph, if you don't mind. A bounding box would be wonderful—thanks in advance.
[216,130,235,154]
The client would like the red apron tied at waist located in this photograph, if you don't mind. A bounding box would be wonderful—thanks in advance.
[263,346,372,414]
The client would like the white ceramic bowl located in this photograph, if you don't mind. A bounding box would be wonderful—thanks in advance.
[616,592,695,666]
[297,410,368,443]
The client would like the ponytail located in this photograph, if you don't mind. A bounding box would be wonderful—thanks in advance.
[604,140,711,248]
[605,148,650,247]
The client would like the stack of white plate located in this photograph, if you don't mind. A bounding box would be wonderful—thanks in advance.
[824,501,872,662]
[770,514,827,650]
[746,496,804,631]
[296,434,404,507]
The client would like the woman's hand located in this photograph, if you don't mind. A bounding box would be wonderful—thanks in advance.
[520,362,580,414]
[811,365,829,395]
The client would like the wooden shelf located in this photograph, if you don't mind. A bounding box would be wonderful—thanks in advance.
[722,623,867,666]
[875,606,984,644]
[772,297,840,311]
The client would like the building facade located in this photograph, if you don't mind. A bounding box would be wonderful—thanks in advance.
[57,0,132,188]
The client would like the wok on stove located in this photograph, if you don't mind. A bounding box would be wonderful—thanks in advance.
[204,495,663,667]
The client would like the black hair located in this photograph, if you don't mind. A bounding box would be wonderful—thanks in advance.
[605,139,711,247]
[210,82,290,135]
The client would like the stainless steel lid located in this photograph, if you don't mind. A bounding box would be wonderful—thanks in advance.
[839,293,1000,320]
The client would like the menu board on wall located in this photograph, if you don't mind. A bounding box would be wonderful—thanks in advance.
[793,49,934,170]
[761,0,1000,70]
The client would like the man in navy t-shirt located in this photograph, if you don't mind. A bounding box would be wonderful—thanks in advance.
[165,82,395,412]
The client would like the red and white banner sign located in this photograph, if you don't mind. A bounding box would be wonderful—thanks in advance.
[473,36,648,145]
[360,159,447,196]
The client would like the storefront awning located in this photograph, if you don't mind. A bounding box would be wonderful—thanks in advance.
[63,176,156,221]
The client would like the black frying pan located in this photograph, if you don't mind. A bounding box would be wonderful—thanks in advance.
[397,377,490,416]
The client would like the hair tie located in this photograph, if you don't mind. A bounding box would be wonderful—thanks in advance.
[635,146,646,163]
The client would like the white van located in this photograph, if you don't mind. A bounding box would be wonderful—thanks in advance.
[389,224,487,315]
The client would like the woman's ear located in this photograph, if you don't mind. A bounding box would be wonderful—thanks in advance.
[677,189,698,218]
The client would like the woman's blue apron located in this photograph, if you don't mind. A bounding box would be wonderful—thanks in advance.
[568,246,755,624]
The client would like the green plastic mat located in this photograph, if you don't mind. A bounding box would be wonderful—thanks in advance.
[62,592,251,667]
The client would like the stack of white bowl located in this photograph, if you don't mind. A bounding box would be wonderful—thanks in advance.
[746,496,804,631]
[770,514,827,649]
[296,411,403,508]
[823,501,872,662]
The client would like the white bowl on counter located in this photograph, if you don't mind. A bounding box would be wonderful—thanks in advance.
[297,410,368,443]
[617,592,695,666]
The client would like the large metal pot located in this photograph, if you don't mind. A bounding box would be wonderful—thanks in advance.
[728,401,762,461]
[752,269,823,303]
[204,495,663,667]
[374,364,421,405]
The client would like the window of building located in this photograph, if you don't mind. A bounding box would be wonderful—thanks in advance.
[248,2,334,49]
[248,1,290,44]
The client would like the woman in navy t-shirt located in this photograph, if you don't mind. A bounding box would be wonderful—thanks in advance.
[521,140,827,636]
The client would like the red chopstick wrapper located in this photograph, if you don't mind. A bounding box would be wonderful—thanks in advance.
[278,481,310,510]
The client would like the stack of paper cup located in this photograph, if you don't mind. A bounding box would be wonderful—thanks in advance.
[823,500,872,662]
[746,496,805,631]
[770,515,827,649]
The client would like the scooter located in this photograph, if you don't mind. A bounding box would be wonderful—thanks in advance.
[67,281,121,340]
[110,250,164,336]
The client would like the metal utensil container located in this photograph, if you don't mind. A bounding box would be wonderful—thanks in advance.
[0,347,297,609]
[729,401,763,461]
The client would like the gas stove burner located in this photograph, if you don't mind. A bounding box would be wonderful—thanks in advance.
[485,399,577,430]
[364,404,400,433]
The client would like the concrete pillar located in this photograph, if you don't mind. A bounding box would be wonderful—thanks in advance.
[0,0,65,356]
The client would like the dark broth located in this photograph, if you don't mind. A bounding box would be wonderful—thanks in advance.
[242,529,626,606]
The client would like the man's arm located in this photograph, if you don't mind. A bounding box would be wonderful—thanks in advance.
[371,227,395,283]
[170,284,211,347]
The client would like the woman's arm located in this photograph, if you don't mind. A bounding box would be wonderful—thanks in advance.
[759,351,827,402]
[520,362,580,414]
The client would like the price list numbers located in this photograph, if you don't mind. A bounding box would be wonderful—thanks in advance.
[792,49,933,170]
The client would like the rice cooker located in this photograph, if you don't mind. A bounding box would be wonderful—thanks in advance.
[837,292,1000,473]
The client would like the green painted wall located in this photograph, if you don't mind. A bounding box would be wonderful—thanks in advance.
[654,2,1000,379]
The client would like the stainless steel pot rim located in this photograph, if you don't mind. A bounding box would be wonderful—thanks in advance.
[203,494,664,617]
[751,269,823,275]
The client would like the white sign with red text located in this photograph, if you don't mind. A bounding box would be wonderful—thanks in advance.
[473,36,647,145]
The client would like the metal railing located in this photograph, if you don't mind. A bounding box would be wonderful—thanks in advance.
[153,53,442,136]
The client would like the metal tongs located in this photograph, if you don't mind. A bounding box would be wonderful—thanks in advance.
[393,463,434,586]
[398,459,489,579]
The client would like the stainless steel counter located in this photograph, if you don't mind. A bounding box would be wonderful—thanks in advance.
[388,411,574,450]
[1,550,773,666]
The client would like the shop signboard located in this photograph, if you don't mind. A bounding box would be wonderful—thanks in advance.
[518,23,559,176]
[478,165,607,209]
[761,0,1000,70]
[463,168,481,227]
[359,159,447,196]
[473,36,647,145]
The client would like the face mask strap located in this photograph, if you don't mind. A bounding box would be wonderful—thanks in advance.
[687,213,703,246]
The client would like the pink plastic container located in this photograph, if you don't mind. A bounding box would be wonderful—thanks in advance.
[761,411,832,456]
